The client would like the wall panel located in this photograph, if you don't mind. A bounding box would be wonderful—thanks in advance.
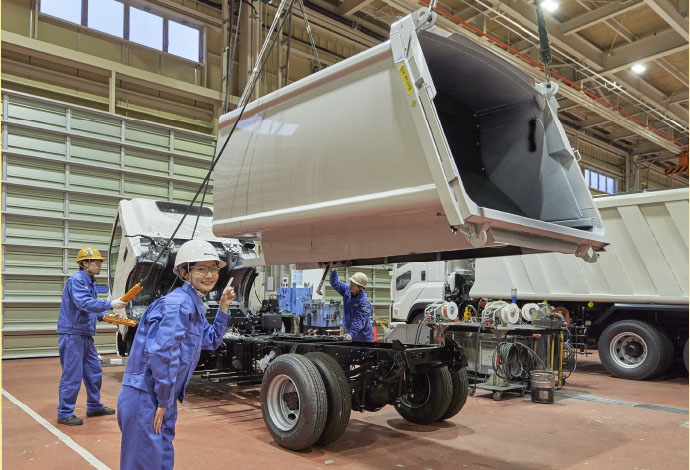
[1,90,217,358]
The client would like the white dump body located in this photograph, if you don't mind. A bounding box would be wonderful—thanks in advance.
[471,189,689,304]
[212,15,607,267]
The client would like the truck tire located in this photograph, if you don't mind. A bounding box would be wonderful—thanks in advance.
[396,367,453,424]
[304,352,351,446]
[598,320,664,380]
[439,368,469,421]
[684,340,689,372]
[652,325,675,376]
[261,354,328,451]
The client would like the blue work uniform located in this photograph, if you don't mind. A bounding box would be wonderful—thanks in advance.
[330,270,374,342]
[117,282,230,470]
[57,270,111,419]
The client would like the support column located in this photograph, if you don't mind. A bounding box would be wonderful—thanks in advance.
[109,71,116,114]
[238,0,259,100]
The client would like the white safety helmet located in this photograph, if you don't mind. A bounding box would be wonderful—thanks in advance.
[349,272,368,288]
[173,240,227,277]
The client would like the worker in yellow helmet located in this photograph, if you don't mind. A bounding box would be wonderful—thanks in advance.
[56,247,130,426]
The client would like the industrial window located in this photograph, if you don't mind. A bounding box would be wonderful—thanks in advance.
[129,7,163,50]
[584,168,617,194]
[88,0,124,38]
[40,0,202,63]
[40,0,82,24]
[396,271,412,291]
[168,21,201,62]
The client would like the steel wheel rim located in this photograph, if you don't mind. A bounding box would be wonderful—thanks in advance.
[400,374,431,409]
[267,374,301,431]
[610,332,647,369]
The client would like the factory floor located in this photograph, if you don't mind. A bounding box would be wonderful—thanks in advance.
[2,351,688,470]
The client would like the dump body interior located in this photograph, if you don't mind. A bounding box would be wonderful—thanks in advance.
[419,31,594,229]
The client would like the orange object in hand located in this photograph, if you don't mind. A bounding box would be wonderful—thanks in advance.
[121,283,143,302]
[103,315,138,327]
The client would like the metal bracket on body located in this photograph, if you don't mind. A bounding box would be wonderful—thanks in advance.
[575,244,598,263]
[457,222,489,248]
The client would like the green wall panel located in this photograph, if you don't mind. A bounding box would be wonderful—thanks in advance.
[7,129,66,157]
[4,216,65,245]
[5,187,65,217]
[71,138,122,168]
[5,155,66,188]
[71,111,122,141]
[4,246,64,274]
[2,90,217,357]
[70,167,121,195]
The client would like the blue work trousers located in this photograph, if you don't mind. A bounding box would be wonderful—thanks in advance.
[118,384,179,470]
[57,334,105,419]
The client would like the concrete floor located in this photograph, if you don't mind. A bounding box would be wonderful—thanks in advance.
[2,351,688,470]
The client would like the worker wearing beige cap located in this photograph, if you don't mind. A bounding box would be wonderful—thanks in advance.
[330,269,374,341]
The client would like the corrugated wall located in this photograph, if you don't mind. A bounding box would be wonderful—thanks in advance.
[1,90,216,358]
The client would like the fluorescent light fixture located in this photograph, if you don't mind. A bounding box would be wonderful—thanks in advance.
[541,0,559,12]
[631,63,646,74]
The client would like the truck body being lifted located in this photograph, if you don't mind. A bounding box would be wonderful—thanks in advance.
[110,11,608,451]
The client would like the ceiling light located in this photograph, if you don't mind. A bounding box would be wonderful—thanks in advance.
[541,0,559,12]
[631,63,647,74]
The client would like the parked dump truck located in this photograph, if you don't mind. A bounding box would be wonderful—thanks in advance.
[111,10,609,451]
[391,189,689,381]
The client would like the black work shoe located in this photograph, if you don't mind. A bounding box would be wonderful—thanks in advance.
[57,415,83,426]
[86,407,116,417]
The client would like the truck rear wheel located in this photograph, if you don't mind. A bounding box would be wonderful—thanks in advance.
[653,325,675,376]
[395,367,453,424]
[598,320,664,380]
[439,368,469,421]
[261,354,328,450]
[304,352,351,446]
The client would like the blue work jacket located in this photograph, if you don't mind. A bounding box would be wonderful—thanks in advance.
[57,270,111,336]
[330,270,374,342]
[121,282,230,409]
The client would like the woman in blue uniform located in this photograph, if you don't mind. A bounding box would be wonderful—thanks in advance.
[117,239,236,470]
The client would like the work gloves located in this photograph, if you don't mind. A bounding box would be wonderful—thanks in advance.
[110,298,128,310]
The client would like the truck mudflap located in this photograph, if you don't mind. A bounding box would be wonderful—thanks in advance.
[212,14,607,267]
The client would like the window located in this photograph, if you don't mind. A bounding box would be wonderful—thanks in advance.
[396,271,412,291]
[584,168,617,194]
[88,0,124,38]
[168,20,200,62]
[41,0,82,24]
[40,1,202,62]
[129,7,163,50]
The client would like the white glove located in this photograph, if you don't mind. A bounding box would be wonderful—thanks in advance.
[110,298,128,310]
[343,333,352,341]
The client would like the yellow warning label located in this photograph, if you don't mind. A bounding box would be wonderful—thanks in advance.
[410,99,418,109]
[398,64,414,95]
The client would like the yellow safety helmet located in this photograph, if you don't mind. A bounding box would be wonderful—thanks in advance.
[76,247,106,263]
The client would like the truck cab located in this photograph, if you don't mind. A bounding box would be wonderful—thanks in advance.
[107,198,260,355]
[391,260,473,323]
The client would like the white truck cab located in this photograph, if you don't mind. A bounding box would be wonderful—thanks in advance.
[391,260,473,323]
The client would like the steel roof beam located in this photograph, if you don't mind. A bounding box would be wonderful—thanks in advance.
[602,29,689,74]
[563,0,644,35]
[642,0,689,37]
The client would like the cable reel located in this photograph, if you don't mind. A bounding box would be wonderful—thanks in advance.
[521,303,540,322]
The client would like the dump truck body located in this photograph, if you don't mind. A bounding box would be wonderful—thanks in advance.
[212,17,606,267]
[471,189,689,304]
